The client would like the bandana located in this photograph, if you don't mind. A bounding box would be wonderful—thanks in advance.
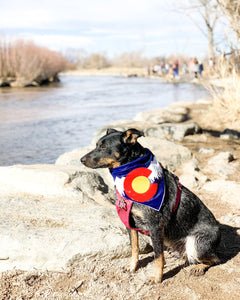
[110,149,165,211]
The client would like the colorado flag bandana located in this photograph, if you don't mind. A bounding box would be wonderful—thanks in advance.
[110,149,165,211]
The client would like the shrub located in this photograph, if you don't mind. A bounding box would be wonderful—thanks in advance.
[0,37,72,86]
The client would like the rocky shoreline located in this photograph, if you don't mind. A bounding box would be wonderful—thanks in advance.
[0,99,240,299]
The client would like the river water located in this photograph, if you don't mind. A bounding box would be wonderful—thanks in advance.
[0,75,209,166]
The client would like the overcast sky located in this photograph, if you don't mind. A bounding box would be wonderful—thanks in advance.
[0,0,225,58]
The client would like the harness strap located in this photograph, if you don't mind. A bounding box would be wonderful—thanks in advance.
[116,190,149,235]
[172,175,182,214]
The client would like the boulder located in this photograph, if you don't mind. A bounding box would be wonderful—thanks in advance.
[0,164,82,200]
[139,137,192,171]
[220,129,240,140]
[207,152,236,178]
[0,163,116,208]
[202,180,240,208]
[178,158,209,189]
[134,103,189,124]
[159,122,202,141]
[198,148,215,154]
[91,120,201,146]
[0,196,150,272]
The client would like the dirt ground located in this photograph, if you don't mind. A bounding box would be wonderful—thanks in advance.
[0,100,240,300]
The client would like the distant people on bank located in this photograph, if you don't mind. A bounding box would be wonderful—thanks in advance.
[152,64,160,75]
[165,63,169,74]
[172,60,179,76]
[189,58,194,75]
[146,65,151,76]
[171,60,180,79]
[193,57,199,78]
[182,63,188,74]
[198,61,204,76]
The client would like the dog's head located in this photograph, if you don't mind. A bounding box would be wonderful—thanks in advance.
[81,128,146,169]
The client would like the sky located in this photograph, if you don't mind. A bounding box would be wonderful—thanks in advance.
[0,0,226,59]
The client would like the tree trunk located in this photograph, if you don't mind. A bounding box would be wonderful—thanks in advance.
[208,27,215,59]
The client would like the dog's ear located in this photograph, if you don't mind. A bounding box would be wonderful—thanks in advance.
[121,128,144,144]
[106,128,118,135]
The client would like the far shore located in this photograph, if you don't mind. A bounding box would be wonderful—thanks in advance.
[61,67,231,88]
[61,67,204,85]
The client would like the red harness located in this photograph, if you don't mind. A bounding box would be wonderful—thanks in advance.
[116,175,182,236]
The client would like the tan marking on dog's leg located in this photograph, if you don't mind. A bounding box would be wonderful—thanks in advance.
[150,252,164,283]
[126,230,139,273]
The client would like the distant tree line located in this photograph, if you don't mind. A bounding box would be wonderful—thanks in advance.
[64,48,191,70]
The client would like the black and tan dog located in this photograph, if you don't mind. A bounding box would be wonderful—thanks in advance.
[81,128,221,283]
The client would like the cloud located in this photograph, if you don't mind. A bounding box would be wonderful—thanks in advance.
[0,0,221,57]
[0,0,166,29]
[21,34,94,50]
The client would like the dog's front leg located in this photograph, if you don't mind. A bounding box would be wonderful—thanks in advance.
[149,227,164,283]
[126,229,139,272]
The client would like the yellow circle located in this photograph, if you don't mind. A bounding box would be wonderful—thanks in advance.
[132,176,150,194]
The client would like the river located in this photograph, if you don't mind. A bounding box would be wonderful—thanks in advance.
[0,75,209,166]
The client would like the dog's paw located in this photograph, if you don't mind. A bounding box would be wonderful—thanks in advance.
[125,258,138,273]
[148,270,163,284]
[189,264,207,277]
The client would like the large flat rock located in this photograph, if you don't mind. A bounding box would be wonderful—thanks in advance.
[0,195,150,272]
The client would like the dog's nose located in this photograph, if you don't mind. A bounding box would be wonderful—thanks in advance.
[80,156,87,164]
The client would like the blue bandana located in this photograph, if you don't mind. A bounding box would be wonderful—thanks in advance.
[110,149,165,211]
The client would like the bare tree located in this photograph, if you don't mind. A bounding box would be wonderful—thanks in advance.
[174,0,221,58]
[217,0,240,39]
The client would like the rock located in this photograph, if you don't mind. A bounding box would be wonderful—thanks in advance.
[159,122,202,141]
[0,196,150,272]
[202,180,240,208]
[0,164,82,200]
[0,79,10,87]
[179,173,199,189]
[134,105,189,124]
[91,120,201,145]
[219,214,240,226]
[207,152,236,178]
[178,158,209,189]
[198,148,215,154]
[139,137,192,171]
[69,171,116,207]
[56,146,93,167]
[220,129,240,140]
[56,147,116,189]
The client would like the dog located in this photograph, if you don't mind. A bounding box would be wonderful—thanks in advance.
[81,128,221,283]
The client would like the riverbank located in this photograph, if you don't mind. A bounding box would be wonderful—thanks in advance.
[0,98,239,299]
[61,67,199,84]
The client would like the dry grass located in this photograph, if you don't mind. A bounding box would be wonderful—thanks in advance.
[204,69,240,129]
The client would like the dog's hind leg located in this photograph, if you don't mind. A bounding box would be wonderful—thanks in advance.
[126,229,139,272]
[186,225,220,276]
